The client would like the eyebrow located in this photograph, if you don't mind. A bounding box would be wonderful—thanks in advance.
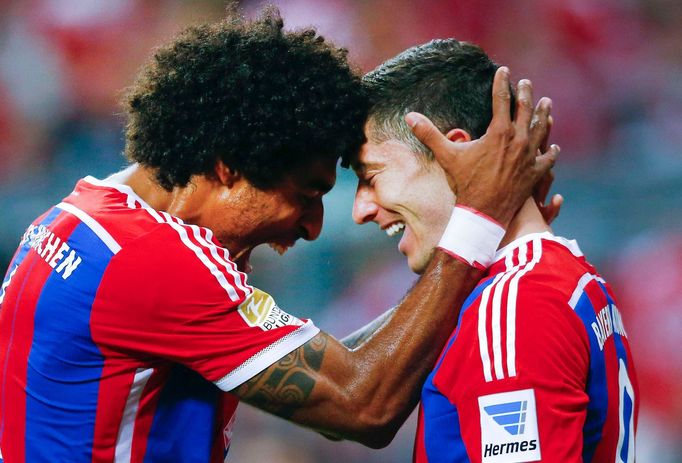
[353,161,383,175]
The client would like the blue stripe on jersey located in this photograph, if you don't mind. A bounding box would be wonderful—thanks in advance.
[571,290,608,463]
[422,371,470,463]
[0,208,61,311]
[597,281,635,462]
[24,222,112,462]
[421,276,496,462]
[144,365,220,463]
[433,276,495,372]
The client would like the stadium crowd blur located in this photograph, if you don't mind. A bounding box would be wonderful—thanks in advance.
[1,0,680,461]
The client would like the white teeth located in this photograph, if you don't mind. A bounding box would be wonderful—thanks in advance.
[385,222,405,237]
[268,243,289,255]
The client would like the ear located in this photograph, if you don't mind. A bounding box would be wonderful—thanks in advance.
[444,128,472,143]
[214,160,241,188]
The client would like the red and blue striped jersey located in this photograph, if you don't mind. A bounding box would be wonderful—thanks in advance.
[414,232,638,463]
[0,176,319,463]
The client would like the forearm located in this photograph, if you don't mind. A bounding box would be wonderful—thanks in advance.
[340,306,396,350]
[285,251,483,446]
[234,251,482,447]
[338,251,481,436]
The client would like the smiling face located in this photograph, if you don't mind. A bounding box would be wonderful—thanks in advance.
[352,134,454,274]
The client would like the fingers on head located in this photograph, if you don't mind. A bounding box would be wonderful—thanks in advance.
[515,79,534,129]
[405,112,447,153]
[529,97,553,149]
[534,144,559,176]
[491,67,512,127]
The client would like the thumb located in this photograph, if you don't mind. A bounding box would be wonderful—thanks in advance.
[405,112,450,156]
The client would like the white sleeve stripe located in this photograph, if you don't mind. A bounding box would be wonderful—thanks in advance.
[214,320,320,391]
[143,206,164,224]
[114,367,154,463]
[480,242,544,383]
[188,225,248,297]
[504,249,515,269]
[158,211,240,302]
[478,272,505,382]
[125,195,136,210]
[56,202,122,254]
[81,176,248,300]
[569,272,598,309]
[221,247,249,292]
[505,238,543,378]
[491,263,521,380]
[200,227,252,296]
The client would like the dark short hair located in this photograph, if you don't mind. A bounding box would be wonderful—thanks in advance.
[363,39,502,157]
[123,8,368,190]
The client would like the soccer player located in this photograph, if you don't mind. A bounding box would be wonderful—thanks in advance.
[353,39,638,462]
[0,11,556,463]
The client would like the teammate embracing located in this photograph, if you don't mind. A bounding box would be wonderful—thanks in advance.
[354,39,638,462]
[0,10,556,463]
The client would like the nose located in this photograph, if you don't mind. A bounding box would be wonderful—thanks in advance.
[352,184,379,225]
[301,198,324,241]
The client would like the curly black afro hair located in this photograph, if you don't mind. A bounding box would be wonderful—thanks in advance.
[123,7,368,190]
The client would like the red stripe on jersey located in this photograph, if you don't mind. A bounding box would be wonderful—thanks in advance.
[92,362,140,462]
[0,211,80,463]
[130,367,171,462]
[210,394,240,461]
[413,405,428,462]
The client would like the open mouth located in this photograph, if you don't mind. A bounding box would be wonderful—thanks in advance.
[384,221,405,237]
[234,249,253,274]
[268,242,291,256]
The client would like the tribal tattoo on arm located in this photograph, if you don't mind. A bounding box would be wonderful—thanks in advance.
[233,334,328,419]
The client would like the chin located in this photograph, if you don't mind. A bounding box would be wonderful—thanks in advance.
[407,248,436,275]
[408,257,428,275]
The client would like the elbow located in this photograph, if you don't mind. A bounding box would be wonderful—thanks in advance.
[358,430,398,449]
[351,405,403,449]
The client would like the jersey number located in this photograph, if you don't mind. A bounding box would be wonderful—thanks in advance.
[616,359,635,463]
[0,264,18,305]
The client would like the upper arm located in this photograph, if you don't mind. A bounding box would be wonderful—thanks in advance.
[91,230,319,389]
[231,331,378,441]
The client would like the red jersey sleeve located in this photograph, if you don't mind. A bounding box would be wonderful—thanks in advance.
[89,223,319,391]
[434,274,590,462]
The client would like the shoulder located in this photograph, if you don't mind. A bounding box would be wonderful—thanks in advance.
[442,234,592,384]
[103,214,252,305]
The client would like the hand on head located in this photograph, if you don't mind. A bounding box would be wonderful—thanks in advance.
[405,66,559,227]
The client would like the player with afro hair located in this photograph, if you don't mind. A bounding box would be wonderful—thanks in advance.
[123,7,368,190]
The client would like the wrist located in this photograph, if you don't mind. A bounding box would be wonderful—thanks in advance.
[437,205,506,270]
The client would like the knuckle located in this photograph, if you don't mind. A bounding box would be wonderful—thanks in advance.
[514,134,529,149]
[495,89,511,101]
[517,97,532,110]
[530,116,545,130]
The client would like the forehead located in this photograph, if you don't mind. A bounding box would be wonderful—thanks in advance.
[353,137,418,173]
